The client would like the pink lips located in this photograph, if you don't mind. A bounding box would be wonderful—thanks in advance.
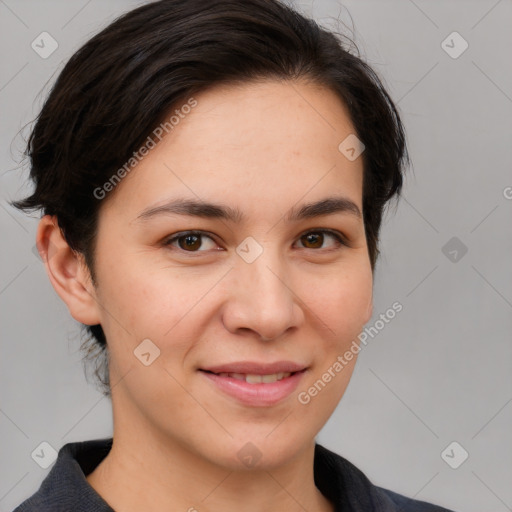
[199,360,308,407]
[201,370,306,407]
[202,360,307,375]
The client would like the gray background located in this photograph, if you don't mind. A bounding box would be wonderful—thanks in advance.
[1,1,511,511]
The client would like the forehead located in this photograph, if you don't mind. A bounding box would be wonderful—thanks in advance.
[101,79,364,221]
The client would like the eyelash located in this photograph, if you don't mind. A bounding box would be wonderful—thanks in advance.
[162,229,348,254]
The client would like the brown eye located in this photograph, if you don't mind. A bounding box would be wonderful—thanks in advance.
[178,234,201,251]
[301,232,323,248]
[296,230,346,250]
[163,229,346,254]
[164,231,218,252]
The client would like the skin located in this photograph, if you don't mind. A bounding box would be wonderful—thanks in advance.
[37,79,373,512]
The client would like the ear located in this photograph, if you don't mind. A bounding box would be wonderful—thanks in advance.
[35,215,102,326]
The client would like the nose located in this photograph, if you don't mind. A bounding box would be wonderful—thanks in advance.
[221,247,303,341]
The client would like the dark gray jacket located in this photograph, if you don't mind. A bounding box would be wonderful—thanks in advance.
[13,438,456,511]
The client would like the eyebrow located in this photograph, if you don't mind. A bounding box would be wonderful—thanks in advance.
[135,196,362,224]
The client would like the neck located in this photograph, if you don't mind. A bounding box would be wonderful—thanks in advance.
[86,424,333,512]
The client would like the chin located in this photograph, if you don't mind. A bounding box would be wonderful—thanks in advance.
[211,430,312,472]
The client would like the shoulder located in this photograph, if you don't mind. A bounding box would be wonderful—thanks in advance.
[314,443,457,512]
[12,438,114,512]
[374,486,456,511]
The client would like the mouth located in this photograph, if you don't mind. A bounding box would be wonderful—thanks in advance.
[200,360,307,376]
[200,369,303,384]
[198,364,308,407]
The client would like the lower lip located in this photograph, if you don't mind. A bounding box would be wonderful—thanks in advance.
[200,370,306,407]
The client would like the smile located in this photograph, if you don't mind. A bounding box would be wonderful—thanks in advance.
[200,369,307,407]
[210,371,293,383]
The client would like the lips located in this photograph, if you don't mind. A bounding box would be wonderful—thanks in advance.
[200,361,307,375]
[199,361,308,405]
[200,366,307,406]
[213,371,293,384]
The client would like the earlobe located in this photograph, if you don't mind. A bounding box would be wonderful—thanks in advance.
[36,215,102,326]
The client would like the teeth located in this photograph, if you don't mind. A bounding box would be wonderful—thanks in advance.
[217,372,292,383]
[228,373,245,381]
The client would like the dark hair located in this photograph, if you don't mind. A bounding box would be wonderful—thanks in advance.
[9,0,409,397]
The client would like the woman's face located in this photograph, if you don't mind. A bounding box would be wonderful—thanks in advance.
[88,79,373,469]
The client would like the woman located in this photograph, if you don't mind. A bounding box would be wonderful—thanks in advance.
[11,0,456,510]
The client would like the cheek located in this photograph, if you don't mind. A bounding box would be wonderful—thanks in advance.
[296,270,370,420]
[306,263,372,407]
[97,258,227,366]
[305,262,372,341]
[98,254,187,331]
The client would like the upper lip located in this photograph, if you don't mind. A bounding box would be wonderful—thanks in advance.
[200,361,307,375]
